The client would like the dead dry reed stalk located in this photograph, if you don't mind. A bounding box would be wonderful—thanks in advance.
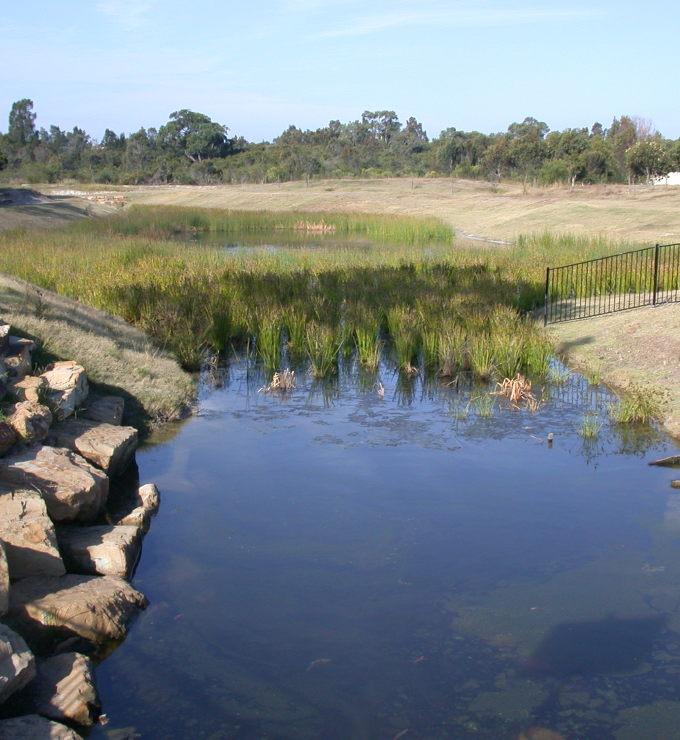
[259,368,296,393]
[495,373,539,409]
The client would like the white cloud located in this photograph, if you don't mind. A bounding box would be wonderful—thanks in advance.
[317,5,603,37]
[97,0,154,29]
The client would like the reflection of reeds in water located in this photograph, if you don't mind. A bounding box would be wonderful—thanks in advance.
[305,322,339,378]
[468,393,495,418]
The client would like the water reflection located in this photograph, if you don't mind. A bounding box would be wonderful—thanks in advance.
[90,357,680,740]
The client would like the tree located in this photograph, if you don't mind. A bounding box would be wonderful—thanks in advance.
[158,110,230,162]
[625,140,671,182]
[5,99,38,162]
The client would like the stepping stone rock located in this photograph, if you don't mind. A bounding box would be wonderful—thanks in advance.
[2,337,35,380]
[114,505,150,529]
[138,483,160,513]
[0,446,108,523]
[79,395,124,426]
[8,401,52,443]
[47,419,137,477]
[0,714,83,739]
[56,525,142,579]
[0,422,17,457]
[31,652,101,727]
[0,623,36,703]
[40,362,88,420]
[0,485,65,580]
[0,540,9,615]
[9,574,148,643]
[8,375,47,404]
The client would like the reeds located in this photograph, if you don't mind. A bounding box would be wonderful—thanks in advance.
[0,207,577,378]
[578,412,603,438]
[608,384,665,424]
[305,322,340,378]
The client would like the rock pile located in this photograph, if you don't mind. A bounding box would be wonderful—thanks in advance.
[0,320,159,739]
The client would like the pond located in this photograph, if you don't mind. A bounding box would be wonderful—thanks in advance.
[89,361,680,740]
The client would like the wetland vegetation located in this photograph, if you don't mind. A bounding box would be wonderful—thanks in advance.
[0,206,640,381]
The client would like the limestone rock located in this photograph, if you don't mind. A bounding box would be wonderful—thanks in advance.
[56,525,142,579]
[0,485,65,580]
[0,446,108,523]
[2,337,35,379]
[138,483,160,513]
[79,395,124,426]
[114,506,150,529]
[0,623,36,703]
[0,540,9,615]
[0,422,17,457]
[9,574,148,643]
[8,375,48,404]
[31,652,101,726]
[0,322,9,353]
[40,362,88,420]
[0,714,83,739]
[8,401,53,443]
[47,419,137,477]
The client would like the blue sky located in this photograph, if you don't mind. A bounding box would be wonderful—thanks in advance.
[1,0,678,142]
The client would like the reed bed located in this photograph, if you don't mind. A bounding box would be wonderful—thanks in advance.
[0,208,640,377]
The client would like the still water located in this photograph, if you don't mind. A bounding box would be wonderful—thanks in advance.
[91,363,680,740]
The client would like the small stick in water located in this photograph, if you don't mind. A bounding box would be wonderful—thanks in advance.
[306,658,332,672]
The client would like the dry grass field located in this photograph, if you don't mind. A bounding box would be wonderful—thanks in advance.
[112,178,680,246]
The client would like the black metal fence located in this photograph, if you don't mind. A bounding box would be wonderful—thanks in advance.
[544,242,680,325]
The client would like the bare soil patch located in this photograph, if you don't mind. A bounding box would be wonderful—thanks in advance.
[0,188,114,231]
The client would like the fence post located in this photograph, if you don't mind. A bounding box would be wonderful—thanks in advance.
[653,243,660,306]
[544,267,550,326]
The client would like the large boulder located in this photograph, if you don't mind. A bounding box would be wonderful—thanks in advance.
[0,623,36,703]
[9,574,148,643]
[0,446,108,523]
[56,525,142,579]
[0,485,65,580]
[8,375,48,404]
[111,483,161,529]
[40,362,88,420]
[30,652,101,727]
[0,714,83,739]
[8,401,52,443]
[47,419,137,477]
[78,395,124,426]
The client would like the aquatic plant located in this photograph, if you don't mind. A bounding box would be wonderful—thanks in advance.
[305,322,340,378]
[468,335,495,381]
[608,384,665,424]
[259,368,296,393]
[548,364,571,385]
[256,312,282,370]
[578,412,603,438]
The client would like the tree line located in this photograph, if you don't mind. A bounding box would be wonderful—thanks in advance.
[1,99,679,187]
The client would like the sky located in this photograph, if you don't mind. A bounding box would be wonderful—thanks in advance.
[1,0,679,143]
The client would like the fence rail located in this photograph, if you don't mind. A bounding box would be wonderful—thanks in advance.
[544,242,680,325]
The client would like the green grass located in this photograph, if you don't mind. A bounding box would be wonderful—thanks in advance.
[608,385,665,424]
[578,412,603,438]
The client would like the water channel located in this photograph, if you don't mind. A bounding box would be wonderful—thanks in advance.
[87,350,680,740]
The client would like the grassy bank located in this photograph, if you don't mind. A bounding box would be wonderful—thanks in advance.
[0,272,195,433]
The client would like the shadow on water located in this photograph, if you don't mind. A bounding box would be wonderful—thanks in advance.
[523,614,667,678]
